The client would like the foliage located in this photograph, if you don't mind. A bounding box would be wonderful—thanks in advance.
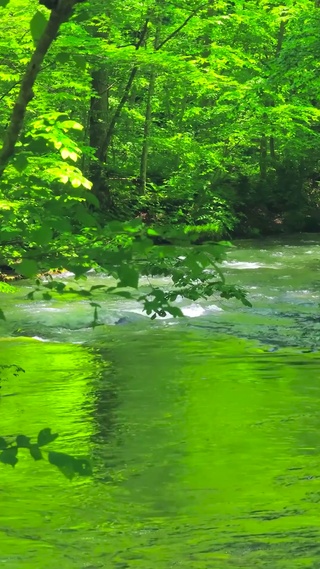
[0,0,318,272]
[0,0,258,318]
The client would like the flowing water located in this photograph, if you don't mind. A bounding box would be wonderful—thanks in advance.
[1,235,320,568]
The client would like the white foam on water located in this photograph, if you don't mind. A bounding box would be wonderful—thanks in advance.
[223,261,266,270]
[207,304,224,312]
[35,307,62,312]
[31,336,51,342]
[182,304,206,317]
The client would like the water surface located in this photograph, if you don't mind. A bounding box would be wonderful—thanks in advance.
[1,235,320,568]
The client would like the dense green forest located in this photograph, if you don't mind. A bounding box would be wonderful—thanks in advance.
[1,0,320,277]
[1,0,320,239]
[0,0,319,304]
[0,0,318,316]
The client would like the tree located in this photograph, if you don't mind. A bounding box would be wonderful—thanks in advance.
[0,0,250,318]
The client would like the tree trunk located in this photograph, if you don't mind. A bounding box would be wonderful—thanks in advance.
[139,71,156,194]
[89,68,112,205]
[0,0,78,178]
[98,18,150,163]
[259,134,267,180]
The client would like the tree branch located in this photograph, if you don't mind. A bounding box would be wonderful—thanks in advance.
[156,4,205,51]
[98,18,150,161]
[0,0,78,179]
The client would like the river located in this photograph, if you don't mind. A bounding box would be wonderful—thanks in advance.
[1,234,320,568]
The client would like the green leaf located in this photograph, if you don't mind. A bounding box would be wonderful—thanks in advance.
[113,290,133,299]
[85,192,100,208]
[31,226,53,245]
[0,282,15,294]
[17,260,38,278]
[26,137,51,154]
[37,428,59,447]
[118,266,139,288]
[0,0,10,6]
[56,52,70,64]
[73,9,90,22]
[0,437,8,450]
[29,444,43,461]
[166,306,184,318]
[60,120,83,131]
[13,154,28,173]
[0,309,6,321]
[123,219,143,233]
[0,448,18,467]
[61,148,71,160]
[16,435,31,448]
[42,292,52,300]
[30,11,48,45]
[75,206,97,227]
[72,55,87,70]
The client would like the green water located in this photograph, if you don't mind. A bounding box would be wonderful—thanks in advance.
[1,235,320,568]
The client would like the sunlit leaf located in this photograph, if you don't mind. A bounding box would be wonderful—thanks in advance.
[71,177,81,188]
[0,282,15,294]
[61,148,70,160]
[60,120,83,131]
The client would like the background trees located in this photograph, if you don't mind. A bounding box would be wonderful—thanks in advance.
[0,0,319,290]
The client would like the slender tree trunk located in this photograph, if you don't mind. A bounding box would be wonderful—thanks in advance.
[139,71,156,194]
[138,21,162,195]
[269,136,276,160]
[89,68,112,204]
[259,133,267,180]
[90,69,110,155]
[269,18,287,163]
[0,0,78,178]
[88,17,149,203]
[98,18,150,163]
[88,4,203,200]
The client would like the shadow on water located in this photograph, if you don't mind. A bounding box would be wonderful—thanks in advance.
[1,327,320,567]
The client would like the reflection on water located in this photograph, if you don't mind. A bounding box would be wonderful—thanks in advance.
[1,329,320,568]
